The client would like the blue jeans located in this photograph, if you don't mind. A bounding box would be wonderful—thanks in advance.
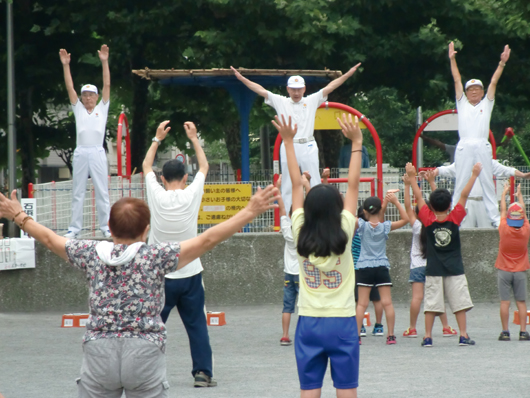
[161,273,213,378]
[283,273,299,313]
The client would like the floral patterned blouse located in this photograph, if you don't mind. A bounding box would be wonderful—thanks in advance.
[65,240,180,353]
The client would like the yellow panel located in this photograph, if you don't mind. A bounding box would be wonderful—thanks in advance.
[198,184,252,224]
[314,108,367,130]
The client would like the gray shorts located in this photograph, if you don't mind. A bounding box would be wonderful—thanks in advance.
[77,338,170,398]
[497,270,528,302]
[424,274,473,314]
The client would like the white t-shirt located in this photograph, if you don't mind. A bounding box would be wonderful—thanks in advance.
[265,89,327,139]
[280,216,299,275]
[145,171,205,279]
[72,99,110,147]
[456,95,494,141]
[410,220,426,269]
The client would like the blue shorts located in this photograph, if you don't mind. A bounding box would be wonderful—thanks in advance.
[283,273,299,313]
[295,316,359,390]
[409,266,426,283]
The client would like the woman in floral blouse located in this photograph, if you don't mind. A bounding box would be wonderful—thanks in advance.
[0,187,279,398]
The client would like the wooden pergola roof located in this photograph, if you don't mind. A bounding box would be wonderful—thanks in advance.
[132,67,343,80]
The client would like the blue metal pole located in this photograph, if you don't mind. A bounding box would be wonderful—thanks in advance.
[226,86,256,182]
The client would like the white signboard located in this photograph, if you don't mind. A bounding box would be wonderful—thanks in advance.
[0,238,36,271]
[424,113,459,132]
[20,198,37,238]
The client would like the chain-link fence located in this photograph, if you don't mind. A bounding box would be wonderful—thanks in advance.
[30,166,530,236]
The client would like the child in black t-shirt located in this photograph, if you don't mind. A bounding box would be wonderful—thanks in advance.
[406,162,482,347]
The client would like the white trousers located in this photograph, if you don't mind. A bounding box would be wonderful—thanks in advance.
[280,141,320,213]
[69,146,110,233]
[453,139,500,227]
[461,199,492,229]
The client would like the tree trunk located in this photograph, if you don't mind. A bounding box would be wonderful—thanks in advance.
[315,129,343,170]
[224,121,242,171]
[130,51,150,174]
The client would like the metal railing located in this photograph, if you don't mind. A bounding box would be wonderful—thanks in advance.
[28,166,530,236]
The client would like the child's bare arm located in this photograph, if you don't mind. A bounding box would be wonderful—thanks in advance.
[500,181,509,219]
[402,174,417,225]
[425,169,437,191]
[386,192,409,230]
[302,171,311,194]
[379,194,389,222]
[405,163,426,210]
[516,183,526,219]
[458,163,482,208]
[321,168,330,185]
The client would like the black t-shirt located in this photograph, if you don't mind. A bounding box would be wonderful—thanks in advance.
[418,204,467,277]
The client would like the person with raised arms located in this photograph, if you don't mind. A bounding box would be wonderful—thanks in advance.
[448,41,510,227]
[232,64,361,212]
[59,45,112,239]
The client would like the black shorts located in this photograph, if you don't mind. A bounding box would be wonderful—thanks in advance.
[354,270,381,301]
[356,266,392,288]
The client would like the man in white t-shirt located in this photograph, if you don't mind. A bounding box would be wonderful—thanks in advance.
[231,64,361,212]
[448,41,511,227]
[59,45,111,239]
[431,160,530,228]
[142,120,216,388]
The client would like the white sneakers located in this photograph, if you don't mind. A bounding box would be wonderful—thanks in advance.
[64,230,78,239]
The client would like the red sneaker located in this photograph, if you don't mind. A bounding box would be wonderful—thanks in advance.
[280,337,292,346]
[443,326,457,337]
[386,335,397,345]
[403,328,418,338]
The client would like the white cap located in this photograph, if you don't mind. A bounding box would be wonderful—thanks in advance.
[81,84,98,94]
[287,75,305,88]
[465,79,483,90]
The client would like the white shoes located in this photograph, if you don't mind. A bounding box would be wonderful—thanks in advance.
[64,230,79,239]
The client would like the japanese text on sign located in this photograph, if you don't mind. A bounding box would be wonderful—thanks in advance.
[198,184,252,224]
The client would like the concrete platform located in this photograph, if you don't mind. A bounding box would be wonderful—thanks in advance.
[1,303,529,397]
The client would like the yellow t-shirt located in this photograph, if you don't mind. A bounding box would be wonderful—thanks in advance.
[291,208,357,317]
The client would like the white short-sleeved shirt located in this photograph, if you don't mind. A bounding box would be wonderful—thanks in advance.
[72,99,110,147]
[410,220,426,269]
[265,89,327,139]
[456,95,494,141]
[145,171,205,279]
[280,216,299,275]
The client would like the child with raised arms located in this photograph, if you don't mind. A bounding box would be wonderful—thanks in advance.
[402,171,457,338]
[272,113,361,398]
[355,192,409,345]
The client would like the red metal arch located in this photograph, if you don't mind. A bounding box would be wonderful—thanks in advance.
[412,109,496,168]
[273,101,384,230]
[117,112,131,178]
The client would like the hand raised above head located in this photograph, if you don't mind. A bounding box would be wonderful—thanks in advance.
[155,121,171,141]
[337,113,362,145]
[98,44,109,61]
[500,45,511,64]
[59,49,71,65]
[448,41,457,60]
[402,173,411,186]
[183,121,198,141]
[472,162,483,177]
[405,162,416,178]
[0,190,23,221]
[271,115,297,142]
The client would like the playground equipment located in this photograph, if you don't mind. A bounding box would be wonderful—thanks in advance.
[272,102,384,230]
[116,109,131,178]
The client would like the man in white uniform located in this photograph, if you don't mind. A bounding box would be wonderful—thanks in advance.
[432,160,530,228]
[142,121,216,388]
[448,41,511,227]
[59,45,111,238]
[231,64,361,212]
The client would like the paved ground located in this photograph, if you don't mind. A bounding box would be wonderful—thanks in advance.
[1,303,529,397]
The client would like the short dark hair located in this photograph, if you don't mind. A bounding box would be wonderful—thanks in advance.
[363,196,382,215]
[429,189,452,212]
[297,184,348,258]
[162,159,187,183]
[109,198,150,239]
[357,206,367,221]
